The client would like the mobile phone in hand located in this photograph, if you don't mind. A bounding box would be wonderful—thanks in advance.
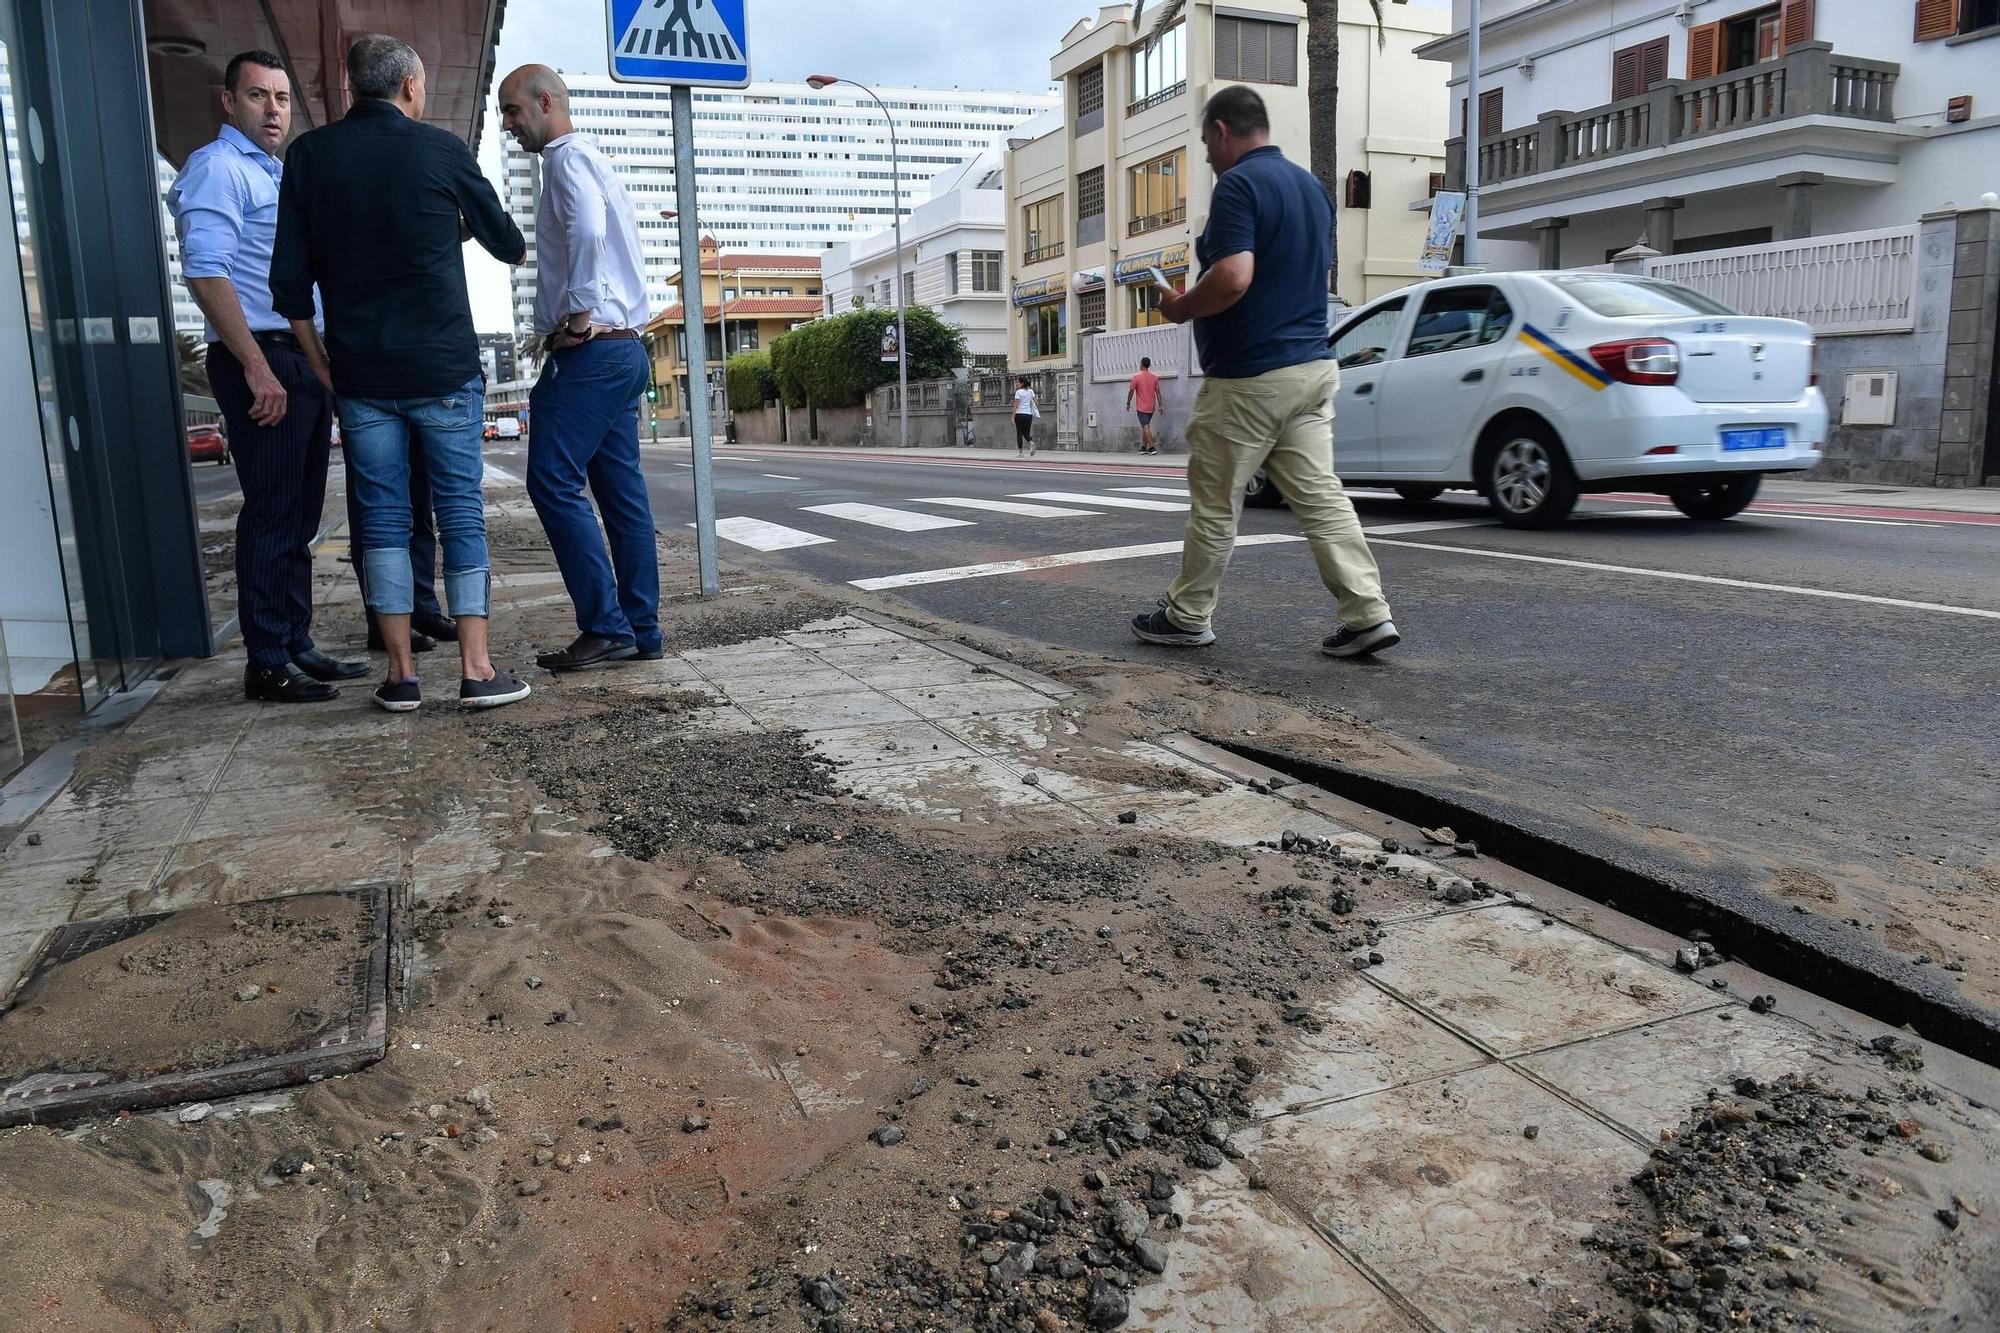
[1147,267,1174,293]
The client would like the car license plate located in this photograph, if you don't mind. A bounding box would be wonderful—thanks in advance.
[1720,427,1787,452]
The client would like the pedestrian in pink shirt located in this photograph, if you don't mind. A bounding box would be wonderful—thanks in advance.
[1126,357,1162,455]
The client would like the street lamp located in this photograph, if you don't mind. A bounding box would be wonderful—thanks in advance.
[808,73,907,450]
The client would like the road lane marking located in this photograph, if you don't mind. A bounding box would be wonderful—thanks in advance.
[1590,508,1936,529]
[1370,538,2000,620]
[482,463,523,486]
[706,517,835,551]
[1013,491,1190,511]
[762,473,803,481]
[911,497,1104,517]
[713,455,758,462]
[803,502,975,532]
[852,534,1303,591]
[1361,519,1495,536]
[1112,486,1192,497]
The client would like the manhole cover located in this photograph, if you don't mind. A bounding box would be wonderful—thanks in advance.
[0,885,389,1126]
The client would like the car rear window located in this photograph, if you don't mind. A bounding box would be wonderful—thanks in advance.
[1548,276,1736,318]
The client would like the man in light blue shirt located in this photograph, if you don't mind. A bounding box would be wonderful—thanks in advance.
[170,49,365,702]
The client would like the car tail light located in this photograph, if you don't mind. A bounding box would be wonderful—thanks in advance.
[1644,445,1679,456]
[1589,338,1680,386]
[1808,339,1819,389]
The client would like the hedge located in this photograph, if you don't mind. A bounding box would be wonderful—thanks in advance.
[766,306,968,409]
[725,351,777,412]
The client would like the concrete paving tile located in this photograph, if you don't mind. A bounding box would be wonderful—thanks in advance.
[1106,786,1359,848]
[148,825,405,910]
[680,636,798,665]
[809,640,947,666]
[1246,1062,1647,1332]
[605,656,707,687]
[0,858,95,936]
[781,621,908,649]
[679,705,765,735]
[1255,983,1489,1119]
[686,648,824,684]
[1519,1008,1830,1140]
[211,742,414,793]
[737,690,922,732]
[842,756,1095,825]
[801,720,982,771]
[1,795,196,867]
[184,783,355,842]
[718,667,867,703]
[1367,904,1721,1058]
[884,680,1060,721]
[834,656,988,691]
[1127,1166,1426,1332]
[932,709,1082,755]
[64,739,241,802]
[0,926,54,997]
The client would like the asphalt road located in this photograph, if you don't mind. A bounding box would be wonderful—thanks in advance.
[486,437,2000,945]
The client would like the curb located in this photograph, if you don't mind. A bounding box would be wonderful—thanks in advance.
[1207,736,2000,1070]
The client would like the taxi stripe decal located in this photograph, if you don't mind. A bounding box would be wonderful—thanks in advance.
[1519,323,1611,390]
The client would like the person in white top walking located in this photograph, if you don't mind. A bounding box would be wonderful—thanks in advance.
[1012,377,1040,457]
[499,65,662,672]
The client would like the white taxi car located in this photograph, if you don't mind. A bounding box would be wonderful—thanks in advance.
[1250,272,1828,527]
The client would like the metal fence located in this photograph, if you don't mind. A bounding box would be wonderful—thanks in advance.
[1642,224,1920,335]
[1088,323,1195,382]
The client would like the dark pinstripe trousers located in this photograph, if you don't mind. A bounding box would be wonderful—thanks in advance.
[208,339,332,668]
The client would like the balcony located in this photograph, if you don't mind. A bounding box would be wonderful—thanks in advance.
[1447,43,1898,196]
[1129,204,1186,237]
[1025,241,1066,265]
[1127,82,1186,118]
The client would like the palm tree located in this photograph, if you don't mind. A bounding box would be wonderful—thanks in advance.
[1136,0,1384,299]
[175,332,211,397]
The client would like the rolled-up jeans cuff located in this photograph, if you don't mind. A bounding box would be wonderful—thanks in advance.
[362,547,415,615]
[444,568,490,619]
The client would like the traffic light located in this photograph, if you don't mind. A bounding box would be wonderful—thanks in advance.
[646,384,659,403]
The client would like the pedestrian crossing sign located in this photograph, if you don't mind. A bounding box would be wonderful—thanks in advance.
[607,0,751,87]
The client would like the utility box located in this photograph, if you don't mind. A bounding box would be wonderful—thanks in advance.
[1841,372,1898,427]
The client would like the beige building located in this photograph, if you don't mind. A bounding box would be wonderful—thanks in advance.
[1004,0,1450,370]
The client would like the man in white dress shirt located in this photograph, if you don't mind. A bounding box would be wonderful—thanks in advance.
[499,65,662,671]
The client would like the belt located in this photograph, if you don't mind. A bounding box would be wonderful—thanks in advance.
[252,330,302,350]
[590,327,641,341]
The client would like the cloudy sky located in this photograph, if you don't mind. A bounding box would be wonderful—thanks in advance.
[466,0,1448,331]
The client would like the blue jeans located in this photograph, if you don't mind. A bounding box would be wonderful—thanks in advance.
[338,378,491,619]
[527,339,660,651]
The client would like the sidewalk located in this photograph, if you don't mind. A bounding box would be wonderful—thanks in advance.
[0,481,1993,1331]
[661,436,2000,515]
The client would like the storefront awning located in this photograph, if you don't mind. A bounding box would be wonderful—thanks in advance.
[1012,274,1066,307]
[1114,243,1190,284]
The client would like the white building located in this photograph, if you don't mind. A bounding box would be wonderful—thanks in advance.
[820,143,1028,368]
[500,79,1059,339]
[156,155,205,337]
[1425,0,2000,268]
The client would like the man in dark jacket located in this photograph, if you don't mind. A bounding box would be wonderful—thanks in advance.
[272,32,533,712]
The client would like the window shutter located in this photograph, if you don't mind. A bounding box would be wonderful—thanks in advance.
[1642,37,1669,89]
[1270,23,1298,84]
[1914,0,1956,40]
[1611,47,1640,100]
[1687,21,1723,79]
[1344,171,1372,209]
[1214,16,1241,79]
[1241,22,1271,82]
[1479,88,1503,138]
[1780,0,1815,51]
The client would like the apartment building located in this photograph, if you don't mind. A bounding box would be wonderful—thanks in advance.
[642,239,822,423]
[501,79,1057,340]
[1426,0,2000,266]
[821,146,1029,368]
[1004,0,1451,370]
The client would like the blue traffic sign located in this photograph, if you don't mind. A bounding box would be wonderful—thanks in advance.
[607,0,751,87]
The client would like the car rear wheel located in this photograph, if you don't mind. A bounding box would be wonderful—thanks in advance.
[1394,484,1446,503]
[1668,474,1760,521]
[1481,423,1578,529]
[1244,470,1285,508]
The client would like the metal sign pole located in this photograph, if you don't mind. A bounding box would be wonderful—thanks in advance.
[671,85,721,597]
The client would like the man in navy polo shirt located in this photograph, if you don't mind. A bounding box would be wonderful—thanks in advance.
[1131,85,1399,660]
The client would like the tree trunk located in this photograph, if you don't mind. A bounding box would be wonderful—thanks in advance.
[1306,0,1342,297]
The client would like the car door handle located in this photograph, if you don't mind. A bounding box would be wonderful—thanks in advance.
[1461,369,1485,383]
[1353,382,1374,396]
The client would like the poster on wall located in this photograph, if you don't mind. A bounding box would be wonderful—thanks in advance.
[1421,192,1467,271]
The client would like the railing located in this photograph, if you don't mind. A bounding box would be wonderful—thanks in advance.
[1640,224,1920,335]
[1127,82,1185,117]
[1088,324,1189,383]
[1129,203,1186,237]
[1024,241,1064,264]
[1449,44,1898,189]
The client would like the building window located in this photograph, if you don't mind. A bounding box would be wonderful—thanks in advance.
[1078,166,1106,246]
[1688,2,1811,78]
[1918,0,2000,39]
[1130,284,1168,328]
[902,271,915,307]
[1027,302,1067,359]
[971,251,1003,292]
[1461,88,1503,137]
[1428,171,1447,197]
[1129,22,1187,113]
[1128,150,1186,236]
[1079,288,1106,330]
[1076,63,1105,135]
[1611,36,1671,99]
[1344,170,1372,209]
[1024,195,1065,263]
[945,251,960,296]
[1213,15,1298,86]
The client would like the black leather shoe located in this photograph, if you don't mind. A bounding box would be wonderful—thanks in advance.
[293,647,369,681]
[245,663,339,703]
[368,624,437,654]
[537,633,640,672]
[412,611,459,642]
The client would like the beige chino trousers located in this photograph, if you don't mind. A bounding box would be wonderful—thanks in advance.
[1164,358,1392,633]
